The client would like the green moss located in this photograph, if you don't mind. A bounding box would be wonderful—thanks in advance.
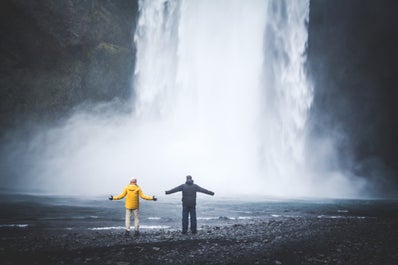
[93,42,128,56]
[90,0,112,23]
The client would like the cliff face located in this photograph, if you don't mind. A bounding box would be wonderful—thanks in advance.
[0,0,138,132]
[307,0,398,189]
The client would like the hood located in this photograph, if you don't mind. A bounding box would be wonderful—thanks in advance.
[185,179,194,185]
[127,184,139,191]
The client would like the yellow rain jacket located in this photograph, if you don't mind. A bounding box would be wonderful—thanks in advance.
[112,184,154,209]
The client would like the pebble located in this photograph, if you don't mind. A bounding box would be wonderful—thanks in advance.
[116,262,129,265]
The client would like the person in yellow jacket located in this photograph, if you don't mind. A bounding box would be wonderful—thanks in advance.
[109,178,157,236]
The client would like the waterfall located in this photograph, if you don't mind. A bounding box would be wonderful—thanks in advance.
[131,0,322,196]
[23,0,364,197]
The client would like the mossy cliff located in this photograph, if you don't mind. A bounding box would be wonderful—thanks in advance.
[0,0,138,133]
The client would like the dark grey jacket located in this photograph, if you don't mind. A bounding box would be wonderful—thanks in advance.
[165,180,214,207]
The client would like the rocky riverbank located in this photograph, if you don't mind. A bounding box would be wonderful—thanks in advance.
[1,216,397,265]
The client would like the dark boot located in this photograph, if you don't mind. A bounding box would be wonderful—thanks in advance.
[124,230,130,236]
[134,230,140,237]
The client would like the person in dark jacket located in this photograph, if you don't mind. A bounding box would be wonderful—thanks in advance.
[165,175,214,234]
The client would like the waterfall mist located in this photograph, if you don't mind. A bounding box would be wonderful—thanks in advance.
[2,0,367,198]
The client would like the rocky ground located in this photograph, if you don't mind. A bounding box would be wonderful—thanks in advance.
[1,216,398,265]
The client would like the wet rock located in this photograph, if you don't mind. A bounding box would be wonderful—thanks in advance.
[115,262,129,265]
[2,217,398,265]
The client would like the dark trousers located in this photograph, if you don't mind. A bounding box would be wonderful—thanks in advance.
[182,205,197,233]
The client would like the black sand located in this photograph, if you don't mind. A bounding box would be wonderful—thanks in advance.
[1,216,397,265]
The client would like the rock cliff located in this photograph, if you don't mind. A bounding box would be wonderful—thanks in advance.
[0,0,138,132]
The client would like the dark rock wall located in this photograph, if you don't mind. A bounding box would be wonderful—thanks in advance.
[307,0,398,190]
[0,0,138,133]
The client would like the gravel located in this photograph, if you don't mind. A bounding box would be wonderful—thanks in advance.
[1,216,398,264]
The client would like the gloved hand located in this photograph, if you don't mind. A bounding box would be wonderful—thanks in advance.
[153,196,157,201]
[108,195,113,200]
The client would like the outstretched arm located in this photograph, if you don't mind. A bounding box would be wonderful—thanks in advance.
[165,185,183,195]
[112,188,127,200]
[138,187,155,201]
[196,185,215,196]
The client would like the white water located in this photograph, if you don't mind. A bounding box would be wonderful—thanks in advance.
[21,0,364,197]
[131,0,319,196]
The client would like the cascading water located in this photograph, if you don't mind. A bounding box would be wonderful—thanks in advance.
[20,0,364,197]
[133,0,269,194]
[131,0,320,196]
